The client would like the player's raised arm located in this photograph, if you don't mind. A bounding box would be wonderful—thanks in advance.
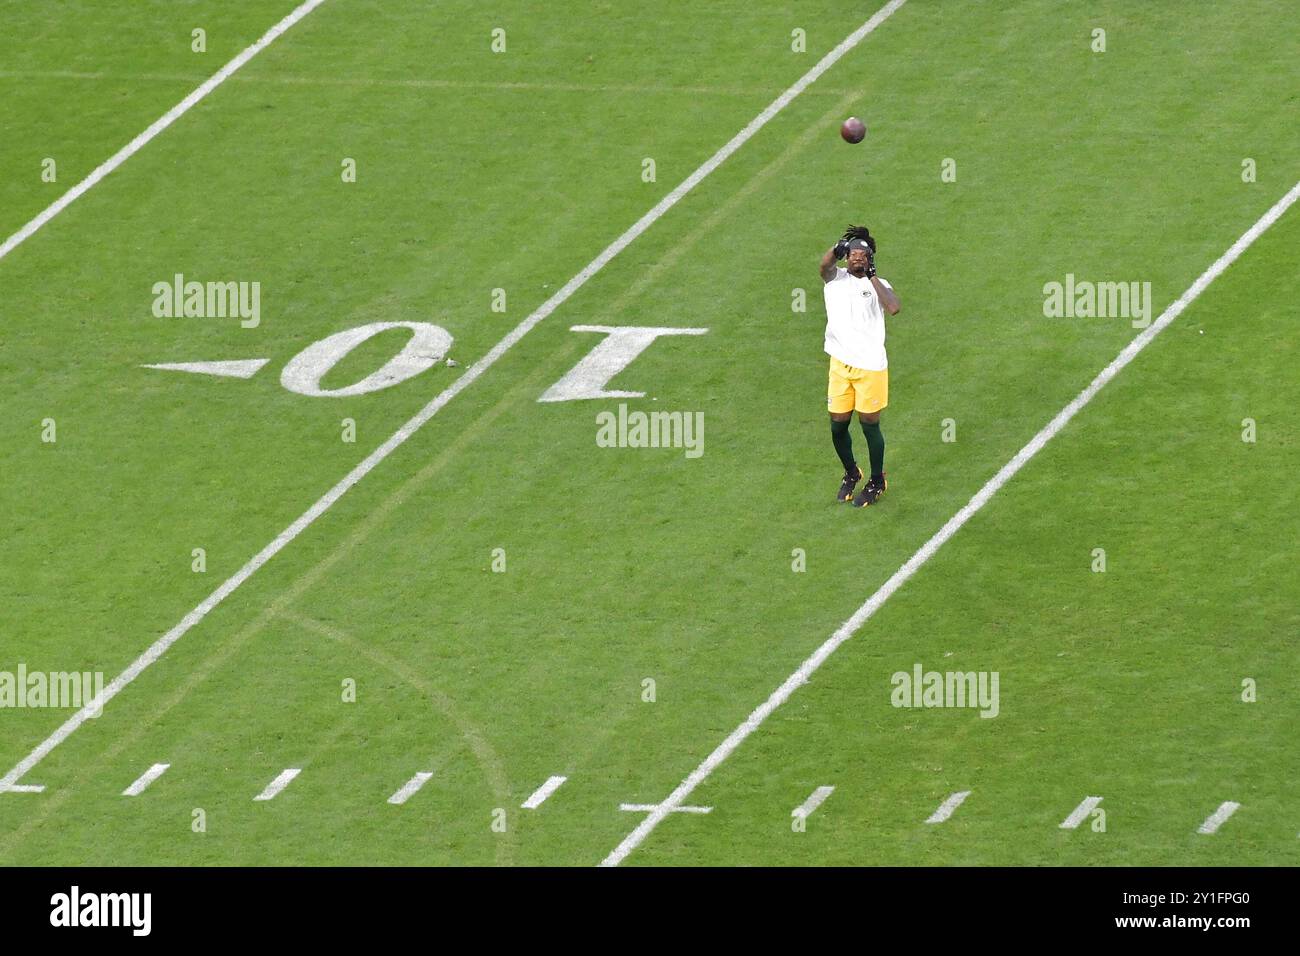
[863,244,900,315]
[872,274,900,315]
[820,238,847,283]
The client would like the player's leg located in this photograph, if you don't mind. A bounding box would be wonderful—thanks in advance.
[830,412,862,501]
[852,370,889,507]
[860,410,885,483]
[827,360,863,501]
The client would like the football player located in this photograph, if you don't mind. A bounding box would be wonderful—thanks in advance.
[819,225,900,507]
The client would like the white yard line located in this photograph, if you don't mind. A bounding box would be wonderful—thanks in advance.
[5,785,45,794]
[121,763,170,797]
[521,775,567,810]
[925,790,971,824]
[253,768,301,802]
[1060,796,1104,830]
[1197,801,1241,835]
[387,771,434,806]
[0,0,909,794]
[0,0,328,264]
[792,786,835,820]
[601,180,1300,866]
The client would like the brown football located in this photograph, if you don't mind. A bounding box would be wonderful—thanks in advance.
[840,116,867,144]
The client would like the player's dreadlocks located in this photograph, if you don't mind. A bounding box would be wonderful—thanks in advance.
[841,224,876,252]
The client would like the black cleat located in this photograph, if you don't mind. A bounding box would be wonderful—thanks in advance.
[853,473,887,508]
[836,465,864,502]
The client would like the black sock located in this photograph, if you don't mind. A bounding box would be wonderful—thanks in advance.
[830,418,856,473]
[861,419,885,480]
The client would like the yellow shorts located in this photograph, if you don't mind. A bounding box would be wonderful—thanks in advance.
[827,357,888,414]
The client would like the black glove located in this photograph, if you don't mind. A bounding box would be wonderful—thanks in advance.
[865,249,877,278]
[833,239,849,260]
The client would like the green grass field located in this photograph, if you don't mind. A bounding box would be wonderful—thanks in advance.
[1,0,1296,867]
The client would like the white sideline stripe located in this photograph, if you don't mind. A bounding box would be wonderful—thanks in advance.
[253,768,301,802]
[1060,796,1103,830]
[0,0,909,795]
[122,763,170,797]
[521,775,567,809]
[0,0,328,263]
[792,786,835,819]
[601,180,1300,866]
[619,803,713,815]
[925,790,971,824]
[4,785,45,794]
[387,771,434,805]
[1197,801,1241,835]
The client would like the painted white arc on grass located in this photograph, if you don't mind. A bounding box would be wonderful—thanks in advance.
[122,763,170,797]
[0,0,909,794]
[0,0,328,263]
[521,775,567,809]
[925,790,971,824]
[600,178,1300,866]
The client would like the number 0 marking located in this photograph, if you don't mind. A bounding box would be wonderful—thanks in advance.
[279,321,453,397]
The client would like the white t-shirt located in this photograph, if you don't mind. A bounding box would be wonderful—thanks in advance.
[822,268,892,370]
